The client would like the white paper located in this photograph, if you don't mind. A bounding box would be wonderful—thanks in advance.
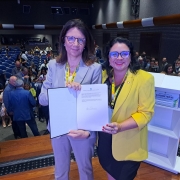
[48,88,77,138]
[48,84,109,138]
[76,84,109,131]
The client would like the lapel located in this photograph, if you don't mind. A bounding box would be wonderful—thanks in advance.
[54,62,66,87]
[112,70,135,117]
[74,59,89,84]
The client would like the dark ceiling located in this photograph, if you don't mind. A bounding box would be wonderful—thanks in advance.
[19,0,97,3]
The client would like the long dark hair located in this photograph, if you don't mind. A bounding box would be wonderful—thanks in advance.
[104,37,140,77]
[164,63,174,75]
[56,19,96,65]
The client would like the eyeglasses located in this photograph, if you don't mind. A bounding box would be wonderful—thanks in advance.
[109,51,130,59]
[65,36,86,45]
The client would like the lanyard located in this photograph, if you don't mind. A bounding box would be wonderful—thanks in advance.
[111,71,128,109]
[65,62,79,83]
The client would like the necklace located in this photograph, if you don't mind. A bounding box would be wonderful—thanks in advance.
[111,71,128,108]
[65,62,79,83]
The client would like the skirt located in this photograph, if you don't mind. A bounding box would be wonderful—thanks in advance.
[97,132,141,180]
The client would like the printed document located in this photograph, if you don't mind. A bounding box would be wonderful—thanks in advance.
[48,84,109,138]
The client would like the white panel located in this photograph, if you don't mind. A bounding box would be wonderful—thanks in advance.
[102,24,107,29]
[150,106,173,130]
[2,24,14,29]
[142,17,154,27]
[145,153,180,173]
[92,25,96,29]
[149,72,165,88]
[149,132,168,156]
[116,21,124,28]
[161,75,180,91]
[34,25,45,29]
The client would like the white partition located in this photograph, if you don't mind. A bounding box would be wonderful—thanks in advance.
[145,73,180,174]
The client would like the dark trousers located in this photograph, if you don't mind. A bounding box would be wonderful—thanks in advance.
[8,114,21,138]
[16,119,40,138]
[42,105,49,125]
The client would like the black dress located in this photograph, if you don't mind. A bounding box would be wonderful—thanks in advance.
[98,132,141,180]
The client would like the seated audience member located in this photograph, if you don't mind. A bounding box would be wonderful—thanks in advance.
[95,45,102,60]
[153,60,160,73]
[16,66,31,84]
[34,46,40,54]
[174,59,180,74]
[160,57,168,72]
[30,62,38,75]
[45,44,52,53]
[8,79,40,138]
[161,64,175,75]
[144,58,150,71]
[40,50,47,56]
[134,51,139,62]
[39,60,48,71]
[12,60,22,75]
[137,56,144,69]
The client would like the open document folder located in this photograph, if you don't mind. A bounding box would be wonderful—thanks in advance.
[48,84,109,138]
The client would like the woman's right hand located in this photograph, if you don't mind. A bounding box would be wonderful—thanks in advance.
[66,82,81,91]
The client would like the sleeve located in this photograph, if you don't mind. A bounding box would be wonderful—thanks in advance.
[131,75,155,130]
[38,62,53,106]
[3,90,9,111]
[28,92,36,107]
[91,64,102,84]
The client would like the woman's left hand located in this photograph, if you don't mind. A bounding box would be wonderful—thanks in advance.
[102,122,121,134]
[66,82,81,91]
[68,130,90,139]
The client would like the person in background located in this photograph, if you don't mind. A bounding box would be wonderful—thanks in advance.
[137,56,144,69]
[24,83,36,99]
[98,37,155,180]
[0,84,12,128]
[39,60,48,71]
[8,79,40,138]
[16,66,31,84]
[95,44,102,60]
[39,19,102,180]
[45,44,52,53]
[160,57,168,72]
[12,60,22,75]
[174,59,180,75]
[161,63,174,75]
[3,76,21,138]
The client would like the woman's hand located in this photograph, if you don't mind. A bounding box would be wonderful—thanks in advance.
[102,122,121,134]
[66,82,81,91]
[68,130,90,139]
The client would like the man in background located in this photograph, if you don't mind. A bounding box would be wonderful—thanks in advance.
[8,79,40,138]
[3,76,21,139]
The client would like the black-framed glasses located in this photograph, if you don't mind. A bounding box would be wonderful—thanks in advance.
[65,36,86,45]
[109,51,130,59]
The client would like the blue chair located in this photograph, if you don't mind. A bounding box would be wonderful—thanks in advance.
[0,65,7,72]
[2,62,10,67]
[6,68,13,74]
[9,65,15,69]
[0,69,3,75]
[4,72,12,79]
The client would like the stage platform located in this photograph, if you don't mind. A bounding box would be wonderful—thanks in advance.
[0,135,179,180]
